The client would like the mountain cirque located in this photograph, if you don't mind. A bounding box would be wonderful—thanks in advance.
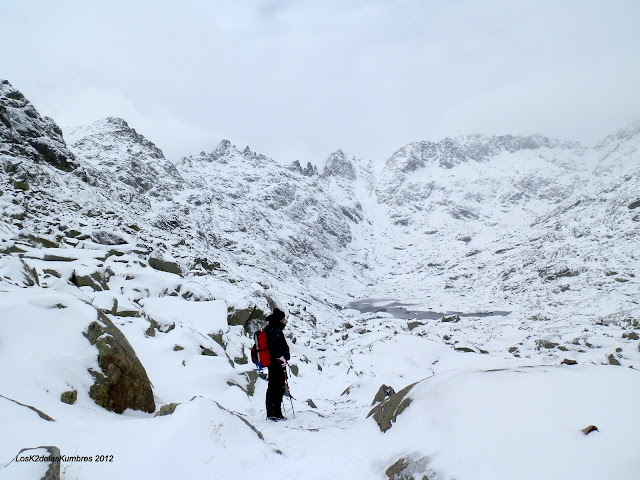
[1,79,639,479]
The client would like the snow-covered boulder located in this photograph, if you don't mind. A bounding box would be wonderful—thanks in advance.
[148,250,182,276]
[0,289,154,416]
[71,263,114,292]
[227,304,267,327]
[84,311,156,414]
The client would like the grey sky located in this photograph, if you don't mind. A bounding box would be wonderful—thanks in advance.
[3,0,640,166]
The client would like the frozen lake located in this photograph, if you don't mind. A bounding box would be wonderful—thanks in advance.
[346,298,511,320]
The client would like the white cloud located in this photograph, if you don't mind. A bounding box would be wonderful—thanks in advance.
[2,0,639,166]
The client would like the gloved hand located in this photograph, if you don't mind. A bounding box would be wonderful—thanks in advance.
[278,356,287,365]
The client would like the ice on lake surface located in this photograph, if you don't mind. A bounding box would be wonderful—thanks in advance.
[346,298,511,320]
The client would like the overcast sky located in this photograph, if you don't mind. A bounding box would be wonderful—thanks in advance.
[3,0,640,166]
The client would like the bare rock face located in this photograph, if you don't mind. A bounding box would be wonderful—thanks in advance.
[0,80,78,172]
[367,382,416,432]
[323,150,357,180]
[84,311,155,414]
[371,384,396,406]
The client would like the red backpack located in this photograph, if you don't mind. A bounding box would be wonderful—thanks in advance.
[251,330,271,369]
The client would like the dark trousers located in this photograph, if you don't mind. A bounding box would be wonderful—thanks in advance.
[266,361,286,418]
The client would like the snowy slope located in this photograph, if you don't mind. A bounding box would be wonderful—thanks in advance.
[367,134,593,304]
[1,79,639,480]
[174,142,358,280]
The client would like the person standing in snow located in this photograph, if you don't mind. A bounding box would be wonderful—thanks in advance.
[265,308,290,421]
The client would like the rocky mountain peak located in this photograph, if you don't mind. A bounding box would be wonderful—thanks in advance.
[323,149,357,180]
[65,116,181,200]
[103,116,130,128]
[216,139,232,152]
[67,117,165,161]
[0,79,77,172]
[193,139,235,162]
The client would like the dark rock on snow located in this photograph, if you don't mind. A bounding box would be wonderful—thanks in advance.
[0,80,78,172]
[367,382,416,433]
[371,384,396,406]
[84,312,155,414]
[60,390,78,405]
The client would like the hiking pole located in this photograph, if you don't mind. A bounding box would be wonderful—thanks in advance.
[286,381,295,419]
[284,361,296,419]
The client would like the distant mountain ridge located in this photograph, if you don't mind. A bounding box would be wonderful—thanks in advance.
[1,79,638,319]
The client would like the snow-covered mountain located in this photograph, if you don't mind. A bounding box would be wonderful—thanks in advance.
[66,117,183,203]
[368,129,638,309]
[1,79,639,480]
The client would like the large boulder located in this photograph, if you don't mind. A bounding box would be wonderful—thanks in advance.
[71,266,113,291]
[91,230,128,245]
[84,312,155,413]
[227,304,267,328]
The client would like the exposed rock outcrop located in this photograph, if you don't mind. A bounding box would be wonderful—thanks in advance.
[323,150,357,180]
[371,384,396,406]
[0,80,78,172]
[367,382,416,433]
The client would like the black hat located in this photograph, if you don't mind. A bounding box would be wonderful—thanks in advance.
[267,308,286,324]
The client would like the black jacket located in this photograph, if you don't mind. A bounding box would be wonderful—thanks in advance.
[264,323,290,362]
